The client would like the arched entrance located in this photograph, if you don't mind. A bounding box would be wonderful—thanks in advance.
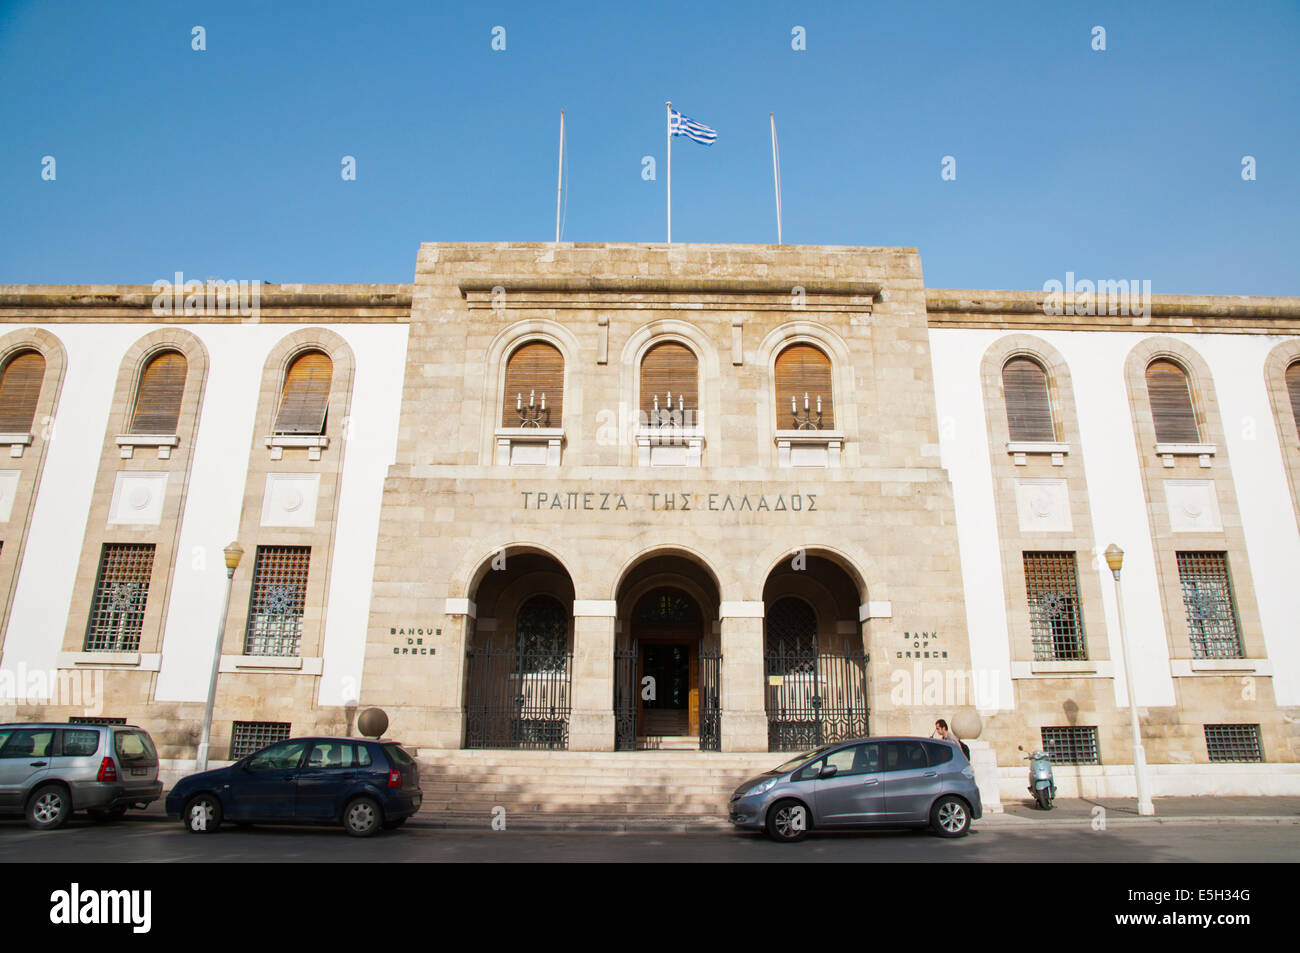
[463,551,575,749]
[613,551,722,751]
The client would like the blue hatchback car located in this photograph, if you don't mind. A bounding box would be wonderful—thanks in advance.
[165,736,422,837]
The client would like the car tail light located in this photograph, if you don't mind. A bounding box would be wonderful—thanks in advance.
[97,757,117,782]
[387,769,401,788]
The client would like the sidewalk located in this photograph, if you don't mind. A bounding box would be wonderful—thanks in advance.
[135,796,1300,834]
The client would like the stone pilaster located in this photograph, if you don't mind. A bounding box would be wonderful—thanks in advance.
[569,610,616,750]
[720,608,767,752]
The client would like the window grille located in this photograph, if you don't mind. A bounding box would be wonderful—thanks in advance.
[244,546,310,656]
[84,543,155,651]
[1205,724,1263,763]
[1023,552,1087,660]
[69,716,127,725]
[1176,552,1243,659]
[230,721,292,759]
[1041,726,1100,765]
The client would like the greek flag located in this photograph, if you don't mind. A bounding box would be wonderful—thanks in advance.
[669,107,717,145]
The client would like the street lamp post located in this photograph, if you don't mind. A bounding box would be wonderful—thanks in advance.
[196,542,243,772]
[1104,544,1155,816]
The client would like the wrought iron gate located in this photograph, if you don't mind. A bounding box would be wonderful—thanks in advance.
[614,643,638,751]
[464,645,573,749]
[764,642,869,751]
[699,651,722,751]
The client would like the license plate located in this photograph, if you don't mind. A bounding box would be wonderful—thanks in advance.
[130,768,148,776]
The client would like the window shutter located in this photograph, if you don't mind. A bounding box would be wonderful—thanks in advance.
[774,344,834,429]
[1286,362,1300,435]
[501,342,564,426]
[1146,359,1200,443]
[640,342,699,417]
[1002,357,1055,442]
[129,350,187,434]
[0,350,45,433]
[273,351,332,435]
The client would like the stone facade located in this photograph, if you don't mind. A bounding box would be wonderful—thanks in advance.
[0,247,1297,793]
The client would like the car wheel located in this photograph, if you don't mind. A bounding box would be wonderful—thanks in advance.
[343,796,382,837]
[88,805,128,822]
[765,799,810,843]
[26,784,71,831]
[184,794,223,834]
[930,795,971,837]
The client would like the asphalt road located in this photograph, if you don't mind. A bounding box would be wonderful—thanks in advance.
[2,816,1296,862]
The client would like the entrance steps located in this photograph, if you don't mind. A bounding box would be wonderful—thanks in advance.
[414,748,781,817]
[636,735,699,750]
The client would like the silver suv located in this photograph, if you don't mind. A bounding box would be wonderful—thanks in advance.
[0,722,162,830]
[728,736,982,842]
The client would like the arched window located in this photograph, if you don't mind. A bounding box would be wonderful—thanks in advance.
[273,350,332,435]
[502,341,564,427]
[1145,359,1200,443]
[1286,362,1300,434]
[129,350,187,434]
[775,343,834,429]
[515,595,569,674]
[1002,356,1055,442]
[0,350,45,433]
[640,342,698,425]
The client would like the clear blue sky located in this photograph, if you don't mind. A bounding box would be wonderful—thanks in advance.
[1,0,1296,294]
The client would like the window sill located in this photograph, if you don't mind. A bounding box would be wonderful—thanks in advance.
[1155,442,1215,468]
[775,430,844,468]
[636,426,704,467]
[1170,658,1270,677]
[57,651,161,671]
[495,427,564,466]
[0,432,33,459]
[1006,441,1069,466]
[116,433,180,460]
[219,655,322,675]
[1011,660,1113,679]
[265,435,329,461]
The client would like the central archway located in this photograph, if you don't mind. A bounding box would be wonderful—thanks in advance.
[614,551,722,750]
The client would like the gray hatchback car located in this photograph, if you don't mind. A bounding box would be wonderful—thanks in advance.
[729,736,982,842]
[0,722,162,830]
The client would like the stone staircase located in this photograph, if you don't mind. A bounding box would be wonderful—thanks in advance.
[415,749,782,817]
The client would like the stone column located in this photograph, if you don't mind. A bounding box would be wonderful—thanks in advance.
[568,600,617,751]
[719,602,768,752]
[424,605,471,749]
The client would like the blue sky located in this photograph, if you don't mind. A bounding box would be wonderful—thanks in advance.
[1,0,1297,293]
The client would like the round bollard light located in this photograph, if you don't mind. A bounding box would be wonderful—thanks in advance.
[357,707,389,739]
[952,710,982,741]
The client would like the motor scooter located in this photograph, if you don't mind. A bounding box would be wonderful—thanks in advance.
[1018,744,1056,809]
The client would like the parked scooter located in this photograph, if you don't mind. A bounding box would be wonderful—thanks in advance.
[1018,744,1056,809]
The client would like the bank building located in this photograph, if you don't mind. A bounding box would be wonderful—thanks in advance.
[1,242,1297,811]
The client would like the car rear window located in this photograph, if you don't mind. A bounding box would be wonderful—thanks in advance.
[382,743,415,767]
[923,741,954,766]
[113,730,156,762]
[62,728,101,757]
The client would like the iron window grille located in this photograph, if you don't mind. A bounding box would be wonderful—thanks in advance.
[1023,552,1087,661]
[84,543,155,651]
[230,721,291,760]
[1205,724,1263,763]
[1176,552,1243,659]
[244,546,310,657]
[1041,726,1100,765]
[69,716,127,725]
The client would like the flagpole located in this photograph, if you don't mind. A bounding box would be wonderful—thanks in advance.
[555,109,565,244]
[770,112,782,245]
[665,100,672,245]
